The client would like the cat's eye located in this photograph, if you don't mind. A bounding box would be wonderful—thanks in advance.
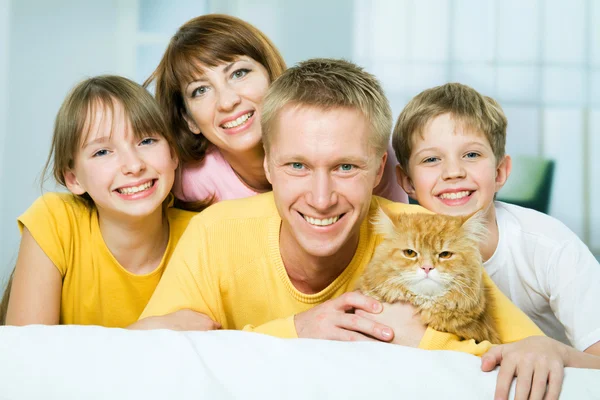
[403,249,417,258]
[439,251,453,259]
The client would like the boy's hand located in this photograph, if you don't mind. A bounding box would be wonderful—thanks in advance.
[355,301,426,347]
[294,292,394,342]
[481,336,566,400]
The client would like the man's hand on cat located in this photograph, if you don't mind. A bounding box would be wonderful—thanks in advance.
[129,309,222,331]
[481,336,566,400]
[294,292,394,342]
[355,301,426,347]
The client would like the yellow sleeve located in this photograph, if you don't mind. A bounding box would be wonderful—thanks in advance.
[242,316,298,338]
[139,218,224,322]
[418,271,544,356]
[17,193,80,276]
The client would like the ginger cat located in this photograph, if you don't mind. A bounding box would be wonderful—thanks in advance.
[358,209,500,344]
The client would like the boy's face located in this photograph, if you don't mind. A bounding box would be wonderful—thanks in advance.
[397,112,511,217]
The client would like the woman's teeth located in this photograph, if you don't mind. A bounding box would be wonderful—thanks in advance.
[221,111,253,129]
[303,215,340,226]
[117,181,153,195]
[439,190,471,200]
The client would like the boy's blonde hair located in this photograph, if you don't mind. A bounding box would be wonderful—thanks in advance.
[392,82,507,173]
[261,58,392,157]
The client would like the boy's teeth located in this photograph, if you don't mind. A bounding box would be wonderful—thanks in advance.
[221,111,253,129]
[117,181,153,195]
[439,190,470,200]
[303,215,340,226]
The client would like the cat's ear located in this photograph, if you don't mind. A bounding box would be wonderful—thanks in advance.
[371,207,396,238]
[461,210,488,244]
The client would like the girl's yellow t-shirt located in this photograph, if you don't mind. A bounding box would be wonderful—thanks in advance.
[17,192,196,328]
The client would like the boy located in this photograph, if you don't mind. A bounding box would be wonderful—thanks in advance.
[392,82,600,357]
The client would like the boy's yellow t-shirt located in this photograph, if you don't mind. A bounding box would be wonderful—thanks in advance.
[141,192,543,355]
[18,192,196,328]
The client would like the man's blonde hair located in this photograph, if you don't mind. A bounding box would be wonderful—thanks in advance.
[392,82,507,173]
[261,58,392,156]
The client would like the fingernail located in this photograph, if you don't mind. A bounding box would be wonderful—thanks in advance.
[372,302,381,312]
[381,328,392,339]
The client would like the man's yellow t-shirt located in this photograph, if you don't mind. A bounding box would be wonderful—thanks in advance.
[18,192,196,327]
[141,192,543,355]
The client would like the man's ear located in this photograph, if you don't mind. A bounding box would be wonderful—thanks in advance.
[494,154,512,192]
[182,111,201,135]
[373,151,387,188]
[396,165,417,199]
[263,155,272,184]
[64,170,86,195]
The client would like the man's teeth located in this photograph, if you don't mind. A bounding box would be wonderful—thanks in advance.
[303,215,340,226]
[439,190,471,200]
[117,181,153,195]
[221,112,253,129]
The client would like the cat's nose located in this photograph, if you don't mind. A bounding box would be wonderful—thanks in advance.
[421,265,435,274]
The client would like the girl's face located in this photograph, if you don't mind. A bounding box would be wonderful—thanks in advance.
[182,56,270,156]
[65,101,178,221]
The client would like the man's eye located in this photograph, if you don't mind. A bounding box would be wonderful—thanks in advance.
[339,164,354,171]
[291,162,304,169]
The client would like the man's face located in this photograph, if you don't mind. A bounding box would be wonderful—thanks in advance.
[265,105,387,261]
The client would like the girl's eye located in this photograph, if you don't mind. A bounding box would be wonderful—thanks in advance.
[140,138,157,146]
[339,164,354,172]
[231,68,250,79]
[465,152,480,159]
[291,162,304,170]
[439,251,453,259]
[92,149,109,157]
[403,249,417,258]
[191,86,209,97]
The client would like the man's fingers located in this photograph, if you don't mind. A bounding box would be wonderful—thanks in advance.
[334,292,382,313]
[528,365,550,400]
[338,313,393,342]
[494,360,516,400]
[543,364,564,400]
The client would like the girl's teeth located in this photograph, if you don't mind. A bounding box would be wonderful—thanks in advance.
[439,190,470,200]
[118,181,153,195]
[303,215,340,226]
[221,112,253,129]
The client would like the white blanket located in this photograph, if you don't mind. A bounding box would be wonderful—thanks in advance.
[0,326,597,399]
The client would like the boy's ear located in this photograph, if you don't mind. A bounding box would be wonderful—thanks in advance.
[64,170,86,196]
[396,165,417,199]
[494,154,512,192]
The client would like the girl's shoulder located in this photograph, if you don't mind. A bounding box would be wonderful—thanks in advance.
[24,192,92,222]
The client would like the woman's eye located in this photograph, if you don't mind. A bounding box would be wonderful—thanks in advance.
[403,249,417,258]
[140,138,157,146]
[439,251,453,259]
[339,164,354,172]
[93,149,109,157]
[231,68,250,79]
[191,86,208,97]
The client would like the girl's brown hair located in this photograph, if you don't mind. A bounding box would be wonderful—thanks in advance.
[145,14,286,165]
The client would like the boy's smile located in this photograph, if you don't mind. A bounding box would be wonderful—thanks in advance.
[398,112,511,217]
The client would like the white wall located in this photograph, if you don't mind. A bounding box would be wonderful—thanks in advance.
[0,0,128,279]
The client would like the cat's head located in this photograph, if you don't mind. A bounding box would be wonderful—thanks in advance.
[370,208,487,299]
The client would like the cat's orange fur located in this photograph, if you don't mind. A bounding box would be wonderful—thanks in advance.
[358,209,500,344]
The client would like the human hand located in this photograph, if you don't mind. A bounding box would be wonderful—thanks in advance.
[294,291,393,342]
[129,309,221,331]
[355,301,426,347]
[481,336,567,400]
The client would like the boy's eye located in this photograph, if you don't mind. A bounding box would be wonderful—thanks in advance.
[92,149,109,157]
[465,152,480,159]
[140,138,157,146]
[422,157,439,163]
[339,164,354,172]
[403,249,417,258]
[191,86,209,97]
[439,251,453,259]
[231,68,250,79]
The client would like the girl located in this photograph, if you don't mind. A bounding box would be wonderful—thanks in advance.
[2,75,206,328]
[146,14,408,208]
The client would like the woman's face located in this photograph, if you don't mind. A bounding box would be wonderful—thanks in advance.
[182,56,270,156]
